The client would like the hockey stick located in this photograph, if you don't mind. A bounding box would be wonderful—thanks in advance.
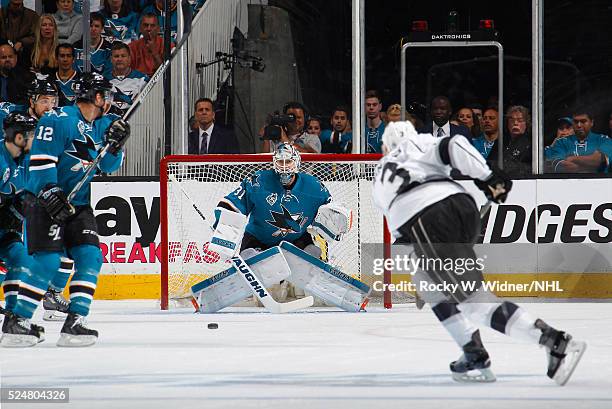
[231,255,314,313]
[168,173,215,232]
[67,1,194,203]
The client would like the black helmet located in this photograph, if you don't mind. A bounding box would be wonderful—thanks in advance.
[27,77,59,99]
[3,112,38,143]
[72,72,114,102]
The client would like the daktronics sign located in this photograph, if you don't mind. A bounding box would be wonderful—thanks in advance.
[90,179,612,275]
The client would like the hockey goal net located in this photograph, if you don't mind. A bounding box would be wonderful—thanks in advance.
[160,154,411,310]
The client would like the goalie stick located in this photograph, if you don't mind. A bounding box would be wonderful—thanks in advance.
[231,255,314,313]
[170,174,314,313]
[67,0,194,203]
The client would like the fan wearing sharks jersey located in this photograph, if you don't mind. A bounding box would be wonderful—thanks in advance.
[104,42,148,117]
[73,13,115,74]
[18,72,130,347]
[0,112,48,346]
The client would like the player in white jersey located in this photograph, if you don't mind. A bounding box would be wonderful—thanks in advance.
[372,121,586,385]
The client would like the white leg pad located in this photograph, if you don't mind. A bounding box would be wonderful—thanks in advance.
[191,247,291,313]
[279,241,370,312]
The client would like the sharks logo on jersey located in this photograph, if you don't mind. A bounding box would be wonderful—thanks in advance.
[248,173,260,187]
[221,169,331,246]
[266,204,308,237]
[105,70,148,116]
[66,131,99,171]
[104,17,137,43]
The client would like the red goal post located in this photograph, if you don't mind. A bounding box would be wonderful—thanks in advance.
[160,153,399,310]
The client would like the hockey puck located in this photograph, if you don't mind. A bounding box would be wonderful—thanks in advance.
[207,323,219,329]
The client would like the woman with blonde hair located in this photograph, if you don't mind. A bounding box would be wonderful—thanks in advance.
[27,14,59,75]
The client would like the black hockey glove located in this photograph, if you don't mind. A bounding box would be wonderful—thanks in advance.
[105,119,131,155]
[0,204,24,232]
[474,168,513,204]
[38,184,75,224]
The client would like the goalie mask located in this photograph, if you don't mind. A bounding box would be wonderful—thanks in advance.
[273,143,301,186]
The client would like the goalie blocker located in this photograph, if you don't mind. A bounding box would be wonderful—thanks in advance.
[191,242,370,313]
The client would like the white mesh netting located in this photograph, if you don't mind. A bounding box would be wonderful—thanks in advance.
[162,156,413,308]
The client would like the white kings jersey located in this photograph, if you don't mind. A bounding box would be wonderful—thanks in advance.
[373,133,492,238]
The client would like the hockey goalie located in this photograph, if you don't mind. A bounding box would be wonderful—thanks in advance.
[190,142,370,313]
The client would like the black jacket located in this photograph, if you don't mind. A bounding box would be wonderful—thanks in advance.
[188,125,240,154]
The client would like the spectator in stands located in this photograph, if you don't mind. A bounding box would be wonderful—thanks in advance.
[101,0,138,43]
[141,0,177,43]
[386,103,401,123]
[551,117,574,143]
[0,42,28,103]
[420,95,471,139]
[488,105,532,175]
[456,106,481,137]
[306,117,322,137]
[468,102,483,128]
[320,105,352,154]
[545,110,612,173]
[188,97,239,154]
[0,0,39,52]
[471,107,499,159]
[54,0,82,45]
[104,41,148,117]
[262,101,321,153]
[73,12,114,73]
[364,90,384,153]
[41,0,102,13]
[54,43,80,106]
[25,14,59,75]
[129,12,165,76]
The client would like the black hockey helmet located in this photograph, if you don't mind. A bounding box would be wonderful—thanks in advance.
[72,72,114,103]
[27,76,59,99]
[3,112,38,143]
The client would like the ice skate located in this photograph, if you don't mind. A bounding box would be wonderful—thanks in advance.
[57,313,98,347]
[43,289,70,321]
[1,313,41,347]
[450,331,496,383]
[536,319,587,386]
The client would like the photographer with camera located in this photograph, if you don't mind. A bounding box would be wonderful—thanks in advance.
[262,102,322,154]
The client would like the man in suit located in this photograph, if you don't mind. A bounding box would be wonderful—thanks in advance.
[420,95,471,139]
[188,97,240,154]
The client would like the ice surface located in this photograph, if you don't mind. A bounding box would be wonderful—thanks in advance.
[1,301,610,409]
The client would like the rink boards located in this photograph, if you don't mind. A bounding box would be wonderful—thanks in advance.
[2,178,612,300]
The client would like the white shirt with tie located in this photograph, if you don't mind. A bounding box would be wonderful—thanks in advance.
[432,122,450,138]
[199,123,214,153]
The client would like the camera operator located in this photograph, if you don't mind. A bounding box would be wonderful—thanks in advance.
[262,102,322,153]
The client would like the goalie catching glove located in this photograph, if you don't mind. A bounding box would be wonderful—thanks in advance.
[474,168,513,204]
[308,202,352,242]
[38,184,75,224]
[208,208,248,259]
[105,118,130,155]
